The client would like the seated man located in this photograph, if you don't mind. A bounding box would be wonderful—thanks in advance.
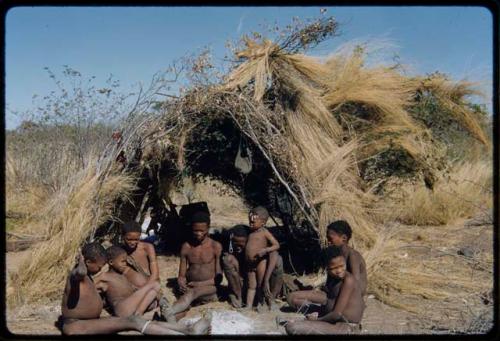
[222,224,284,309]
[245,206,280,311]
[284,246,365,335]
[60,242,210,335]
[163,211,223,323]
[287,220,367,310]
[95,245,160,317]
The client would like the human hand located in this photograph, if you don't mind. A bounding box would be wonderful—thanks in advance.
[256,249,268,258]
[187,281,198,288]
[73,250,87,277]
[75,251,84,265]
[178,277,188,293]
[306,312,319,321]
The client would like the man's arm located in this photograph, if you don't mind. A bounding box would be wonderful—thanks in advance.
[178,243,189,293]
[145,243,160,283]
[94,274,109,294]
[318,276,355,323]
[70,254,87,282]
[348,251,362,284]
[213,241,223,286]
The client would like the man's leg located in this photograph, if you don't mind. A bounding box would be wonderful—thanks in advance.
[128,315,211,335]
[114,282,160,317]
[286,290,327,311]
[269,254,284,299]
[285,320,357,335]
[164,285,217,323]
[222,253,243,308]
[262,251,278,300]
[62,317,138,335]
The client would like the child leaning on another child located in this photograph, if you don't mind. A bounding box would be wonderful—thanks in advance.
[245,206,280,311]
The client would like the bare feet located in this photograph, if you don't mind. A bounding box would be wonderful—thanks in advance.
[268,300,279,312]
[228,294,242,308]
[256,303,268,313]
[127,314,148,331]
[162,308,177,323]
[189,313,212,335]
[159,297,170,321]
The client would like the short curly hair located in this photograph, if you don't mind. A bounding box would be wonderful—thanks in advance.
[250,206,269,221]
[324,245,344,265]
[106,245,127,262]
[82,242,107,262]
[326,220,352,240]
[122,221,142,234]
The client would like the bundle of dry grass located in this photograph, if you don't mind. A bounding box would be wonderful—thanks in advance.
[8,160,136,307]
[8,17,491,316]
[367,221,493,318]
[383,160,492,225]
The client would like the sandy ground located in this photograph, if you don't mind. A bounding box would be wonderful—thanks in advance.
[5,216,493,336]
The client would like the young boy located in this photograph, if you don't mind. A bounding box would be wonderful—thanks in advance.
[245,206,280,310]
[284,246,365,335]
[287,220,367,310]
[95,245,161,317]
[221,225,249,308]
[326,220,367,296]
[121,221,160,287]
[163,211,223,323]
[223,224,284,309]
[61,242,210,335]
[120,221,171,318]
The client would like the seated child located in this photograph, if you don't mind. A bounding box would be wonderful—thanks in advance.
[96,245,160,317]
[163,211,223,323]
[61,243,210,335]
[245,206,280,310]
[120,221,160,287]
[326,220,367,296]
[287,220,367,310]
[284,246,365,335]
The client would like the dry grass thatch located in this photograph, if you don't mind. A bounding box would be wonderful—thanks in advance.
[383,160,492,225]
[7,17,492,315]
[8,160,136,306]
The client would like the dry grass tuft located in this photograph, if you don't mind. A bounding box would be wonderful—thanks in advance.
[410,75,490,148]
[366,221,493,316]
[383,160,492,225]
[7,162,136,306]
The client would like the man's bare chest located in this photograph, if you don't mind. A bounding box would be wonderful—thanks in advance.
[187,244,215,264]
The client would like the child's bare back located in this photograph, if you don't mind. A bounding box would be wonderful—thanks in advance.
[62,269,104,320]
[96,271,135,309]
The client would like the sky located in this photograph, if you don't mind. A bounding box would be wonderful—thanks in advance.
[5,6,494,129]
